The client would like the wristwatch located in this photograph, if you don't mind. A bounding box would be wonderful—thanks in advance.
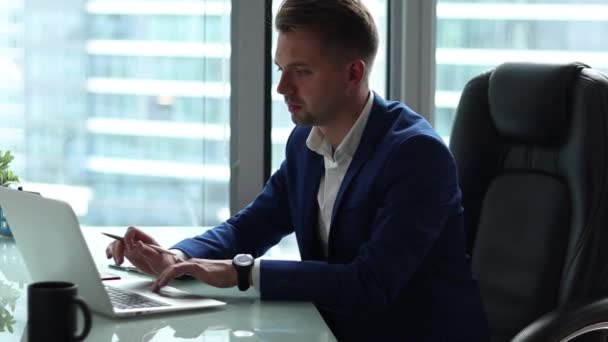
[232,254,254,291]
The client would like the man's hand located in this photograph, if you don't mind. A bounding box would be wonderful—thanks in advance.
[105,226,179,275]
[152,258,237,292]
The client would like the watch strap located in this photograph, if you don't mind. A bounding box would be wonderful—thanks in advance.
[233,257,253,291]
[237,266,251,291]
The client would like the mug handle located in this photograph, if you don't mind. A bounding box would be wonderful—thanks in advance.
[73,296,92,341]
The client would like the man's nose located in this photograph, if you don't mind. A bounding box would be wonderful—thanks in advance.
[277,73,293,95]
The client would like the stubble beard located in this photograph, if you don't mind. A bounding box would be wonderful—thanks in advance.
[291,110,315,126]
[290,106,335,127]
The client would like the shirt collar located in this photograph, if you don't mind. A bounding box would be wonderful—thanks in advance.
[306,91,374,160]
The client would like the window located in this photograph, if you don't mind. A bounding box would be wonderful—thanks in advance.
[0,0,231,227]
[270,0,389,172]
[435,0,608,142]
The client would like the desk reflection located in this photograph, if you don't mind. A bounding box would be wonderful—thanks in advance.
[0,238,28,287]
[0,238,26,339]
[18,301,332,342]
[85,298,332,342]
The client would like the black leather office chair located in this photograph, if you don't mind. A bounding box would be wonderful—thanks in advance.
[449,62,608,341]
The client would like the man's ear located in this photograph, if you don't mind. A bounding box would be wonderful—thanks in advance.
[348,59,366,84]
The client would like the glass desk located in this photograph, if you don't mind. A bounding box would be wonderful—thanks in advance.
[0,227,336,341]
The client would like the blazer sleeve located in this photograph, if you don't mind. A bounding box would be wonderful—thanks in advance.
[260,134,461,313]
[171,158,294,259]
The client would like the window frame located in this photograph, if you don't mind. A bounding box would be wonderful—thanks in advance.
[387,0,437,123]
[229,0,272,213]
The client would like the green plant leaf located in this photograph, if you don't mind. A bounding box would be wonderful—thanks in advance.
[0,151,19,186]
[0,151,13,170]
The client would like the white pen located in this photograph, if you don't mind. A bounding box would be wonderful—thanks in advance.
[102,232,177,256]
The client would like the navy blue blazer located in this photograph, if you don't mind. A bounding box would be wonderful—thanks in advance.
[173,94,489,341]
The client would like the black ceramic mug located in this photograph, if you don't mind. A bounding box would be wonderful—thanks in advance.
[27,281,92,342]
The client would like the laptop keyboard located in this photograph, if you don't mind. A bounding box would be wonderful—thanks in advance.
[105,286,170,310]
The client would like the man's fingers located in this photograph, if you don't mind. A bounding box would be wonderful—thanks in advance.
[105,243,112,259]
[153,263,199,292]
[138,254,161,275]
[125,226,158,246]
[111,241,125,265]
[136,241,174,275]
[124,226,140,248]
[120,242,155,275]
[137,241,162,259]
[153,263,194,292]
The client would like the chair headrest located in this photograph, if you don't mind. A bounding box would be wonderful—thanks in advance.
[488,62,588,145]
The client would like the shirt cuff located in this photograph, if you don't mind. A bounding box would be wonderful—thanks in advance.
[169,249,190,260]
[252,258,261,292]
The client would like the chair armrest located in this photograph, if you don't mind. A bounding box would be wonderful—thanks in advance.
[512,297,608,342]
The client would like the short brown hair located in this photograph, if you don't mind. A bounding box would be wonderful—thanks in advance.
[275,0,379,73]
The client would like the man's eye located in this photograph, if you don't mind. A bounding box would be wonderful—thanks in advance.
[294,69,310,76]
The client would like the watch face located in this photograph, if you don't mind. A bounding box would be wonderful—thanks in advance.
[234,254,254,267]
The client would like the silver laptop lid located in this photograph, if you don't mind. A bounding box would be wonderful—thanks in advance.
[0,187,115,315]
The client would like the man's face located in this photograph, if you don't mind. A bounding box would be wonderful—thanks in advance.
[274,30,351,126]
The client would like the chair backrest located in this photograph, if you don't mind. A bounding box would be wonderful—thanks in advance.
[449,62,608,341]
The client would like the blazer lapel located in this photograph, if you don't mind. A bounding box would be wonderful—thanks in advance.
[330,94,390,228]
[299,149,325,261]
[330,141,371,225]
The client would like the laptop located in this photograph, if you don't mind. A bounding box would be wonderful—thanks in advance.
[0,186,225,317]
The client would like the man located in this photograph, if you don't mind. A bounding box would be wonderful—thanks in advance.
[107,0,489,340]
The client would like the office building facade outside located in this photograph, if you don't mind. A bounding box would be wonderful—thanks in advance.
[0,1,25,171]
[83,1,231,226]
[1,0,231,227]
